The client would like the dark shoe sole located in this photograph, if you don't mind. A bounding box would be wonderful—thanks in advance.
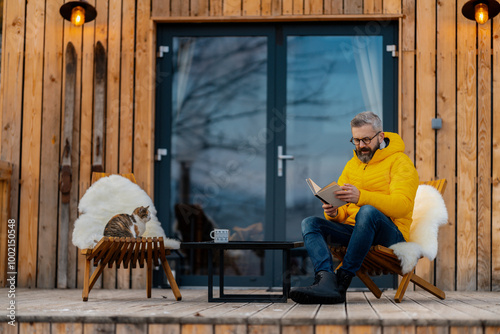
[289,289,344,304]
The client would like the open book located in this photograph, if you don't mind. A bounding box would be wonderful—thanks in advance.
[306,178,347,207]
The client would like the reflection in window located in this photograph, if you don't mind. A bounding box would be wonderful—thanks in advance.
[285,36,383,241]
[171,36,268,276]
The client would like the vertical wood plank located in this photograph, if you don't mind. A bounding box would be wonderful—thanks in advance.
[414,0,436,289]
[107,0,122,176]
[120,0,136,176]
[305,0,323,15]
[116,324,148,334]
[272,0,282,15]
[493,12,500,293]
[315,325,347,334]
[182,324,213,334]
[343,0,362,14]
[101,0,123,291]
[17,0,45,288]
[415,0,436,185]
[224,0,242,15]
[37,0,64,289]
[283,0,293,14]
[249,325,281,334]
[117,0,137,289]
[0,0,25,228]
[93,0,117,290]
[171,0,182,16]
[149,324,181,334]
[363,0,382,14]
[169,0,189,16]
[76,1,96,289]
[477,22,492,291]
[282,326,314,334]
[456,0,477,291]
[401,0,415,160]
[293,0,303,14]
[262,0,272,15]
[0,162,12,287]
[330,0,343,14]
[211,0,223,16]
[383,0,401,14]
[133,0,156,289]
[66,24,83,289]
[51,323,83,334]
[436,0,457,292]
[243,0,261,15]
[0,322,17,334]
[192,0,210,16]
[19,322,51,333]
[215,324,247,333]
[152,0,171,17]
[84,323,116,334]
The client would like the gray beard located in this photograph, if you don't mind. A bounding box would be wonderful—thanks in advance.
[356,140,381,163]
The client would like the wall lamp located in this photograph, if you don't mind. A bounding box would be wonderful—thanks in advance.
[60,1,97,26]
[462,0,500,24]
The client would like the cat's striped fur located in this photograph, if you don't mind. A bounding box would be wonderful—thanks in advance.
[103,206,151,238]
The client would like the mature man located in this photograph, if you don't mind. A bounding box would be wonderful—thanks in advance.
[290,111,419,304]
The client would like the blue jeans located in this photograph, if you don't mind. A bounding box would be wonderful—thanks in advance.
[301,205,405,276]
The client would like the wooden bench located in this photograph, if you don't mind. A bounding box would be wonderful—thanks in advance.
[82,236,182,302]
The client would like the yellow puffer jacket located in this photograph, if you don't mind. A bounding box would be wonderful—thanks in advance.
[325,132,419,241]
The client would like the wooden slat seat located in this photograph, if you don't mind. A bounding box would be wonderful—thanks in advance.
[330,179,447,303]
[82,236,181,302]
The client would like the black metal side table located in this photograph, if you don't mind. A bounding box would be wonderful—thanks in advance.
[181,241,304,302]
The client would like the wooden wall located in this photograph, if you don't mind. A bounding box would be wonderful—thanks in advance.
[0,0,499,292]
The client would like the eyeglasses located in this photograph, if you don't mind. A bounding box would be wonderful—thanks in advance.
[350,131,381,146]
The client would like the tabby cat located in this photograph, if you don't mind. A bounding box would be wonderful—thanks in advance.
[103,206,151,238]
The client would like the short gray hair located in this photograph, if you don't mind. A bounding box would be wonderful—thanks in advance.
[351,111,382,132]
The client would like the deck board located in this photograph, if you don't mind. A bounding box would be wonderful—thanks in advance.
[2,288,500,332]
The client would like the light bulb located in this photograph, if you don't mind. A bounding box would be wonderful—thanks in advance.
[71,6,85,26]
[475,3,489,24]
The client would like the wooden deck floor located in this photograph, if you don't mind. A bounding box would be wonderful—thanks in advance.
[1,288,500,333]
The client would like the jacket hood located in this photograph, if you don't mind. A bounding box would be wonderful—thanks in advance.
[352,132,405,164]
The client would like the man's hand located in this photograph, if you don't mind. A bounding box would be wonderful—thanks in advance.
[323,203,338,217]
[335,183,360,204]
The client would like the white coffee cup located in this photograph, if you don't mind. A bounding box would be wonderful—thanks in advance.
[210,229,229,243]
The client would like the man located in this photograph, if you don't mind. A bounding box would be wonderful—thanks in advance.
[290,111,419,304]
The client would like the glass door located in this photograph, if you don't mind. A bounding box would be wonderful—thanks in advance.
[155,23,398,288]
[155,25,277,287]
[276,24,398,286]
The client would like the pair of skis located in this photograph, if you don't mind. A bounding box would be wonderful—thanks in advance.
[58,41,106,288]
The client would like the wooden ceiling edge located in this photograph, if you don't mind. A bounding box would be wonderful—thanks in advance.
[152,14,403,24]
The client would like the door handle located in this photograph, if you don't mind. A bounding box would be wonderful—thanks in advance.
[277,145,294,177]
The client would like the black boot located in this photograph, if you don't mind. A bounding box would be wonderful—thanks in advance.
[289,271,343,304]
[336,268,354,301]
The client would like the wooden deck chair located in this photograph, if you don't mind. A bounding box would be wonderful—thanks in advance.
[330,179,447,303]
[81,172,181,302]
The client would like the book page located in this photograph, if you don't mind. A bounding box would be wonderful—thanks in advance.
[305,178,321,194]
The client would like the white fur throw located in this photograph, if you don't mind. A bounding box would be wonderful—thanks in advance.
[389,184,448,274]
[72,175,180,250]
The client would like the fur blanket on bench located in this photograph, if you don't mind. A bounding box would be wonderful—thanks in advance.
[390,184,448,274]
[72,175,180,250]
